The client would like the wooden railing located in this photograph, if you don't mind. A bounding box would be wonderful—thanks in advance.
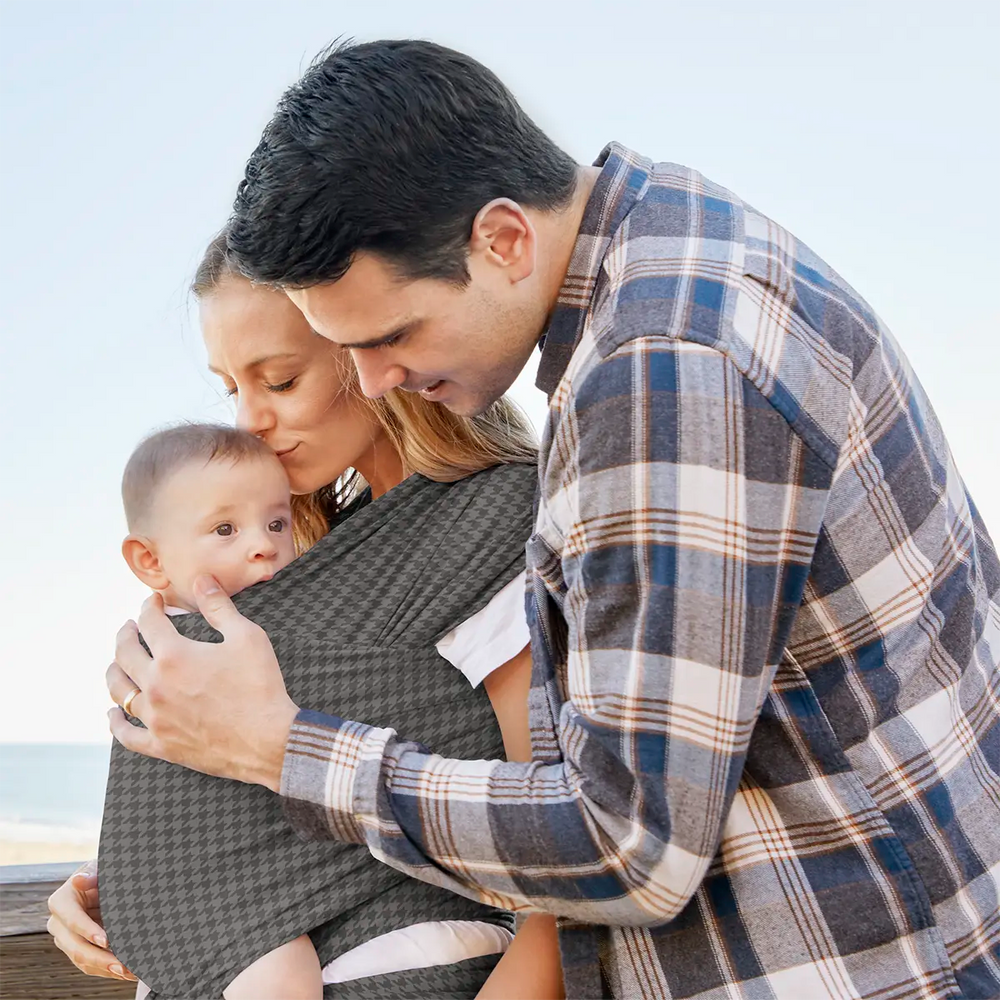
[0,862,134,1000]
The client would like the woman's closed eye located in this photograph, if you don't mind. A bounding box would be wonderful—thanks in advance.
[219,377,295,397]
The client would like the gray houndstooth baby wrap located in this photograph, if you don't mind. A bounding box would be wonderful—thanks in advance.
[99,464,537,999]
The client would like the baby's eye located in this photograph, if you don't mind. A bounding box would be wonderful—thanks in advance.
[215,523,234,536]
[268,519,286,533]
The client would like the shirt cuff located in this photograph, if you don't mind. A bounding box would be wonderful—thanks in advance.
[280,708,388,845]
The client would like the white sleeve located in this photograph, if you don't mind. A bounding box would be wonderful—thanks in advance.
[434,571,529,688]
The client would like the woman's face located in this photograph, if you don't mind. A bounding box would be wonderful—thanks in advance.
[200,276,386,494]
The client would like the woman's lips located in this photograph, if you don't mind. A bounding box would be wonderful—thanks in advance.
[274,444,299,459]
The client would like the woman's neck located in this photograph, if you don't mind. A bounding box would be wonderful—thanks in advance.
[353,432,406,500]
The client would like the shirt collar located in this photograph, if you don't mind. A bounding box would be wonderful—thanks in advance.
[535,142,652,397]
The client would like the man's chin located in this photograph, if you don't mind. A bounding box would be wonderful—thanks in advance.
[439,388,504,418]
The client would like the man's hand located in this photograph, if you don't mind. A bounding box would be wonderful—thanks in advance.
[106,576,299,792]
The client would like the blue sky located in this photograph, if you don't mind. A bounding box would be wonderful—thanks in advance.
[1,0,997,743]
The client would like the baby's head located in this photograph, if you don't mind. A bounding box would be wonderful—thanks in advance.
[121,424,296,612]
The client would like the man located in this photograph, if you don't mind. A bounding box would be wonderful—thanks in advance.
[108,40,1000,998]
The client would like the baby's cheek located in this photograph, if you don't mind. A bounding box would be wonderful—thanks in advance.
[278,537,298,570]
[214,561,250,598]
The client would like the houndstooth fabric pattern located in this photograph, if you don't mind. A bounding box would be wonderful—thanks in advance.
[321,954,502,999]
[98,464,536,999]
[280,145,1000,998]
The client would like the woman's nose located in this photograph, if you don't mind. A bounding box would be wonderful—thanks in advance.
[235,393,274,437]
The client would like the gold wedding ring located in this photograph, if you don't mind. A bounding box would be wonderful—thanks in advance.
[122,686,141,717]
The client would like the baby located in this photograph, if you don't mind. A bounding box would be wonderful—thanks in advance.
[116,422,564,1000]
[120,423,323,999]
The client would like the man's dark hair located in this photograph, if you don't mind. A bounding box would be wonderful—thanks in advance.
[227,39,579,287]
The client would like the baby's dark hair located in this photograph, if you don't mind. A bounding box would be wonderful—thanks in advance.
[122,423,276,532]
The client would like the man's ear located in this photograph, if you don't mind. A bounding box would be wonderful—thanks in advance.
[468,198,536,282]
[121,534,170,590]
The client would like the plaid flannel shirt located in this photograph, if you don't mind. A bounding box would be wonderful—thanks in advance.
[281,144,1000,999]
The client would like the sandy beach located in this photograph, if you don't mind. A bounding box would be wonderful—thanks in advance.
[0,839,99,866]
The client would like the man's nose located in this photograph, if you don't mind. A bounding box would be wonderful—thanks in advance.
[350,350,407,399]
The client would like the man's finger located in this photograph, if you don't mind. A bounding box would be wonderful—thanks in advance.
[136,592,178,651]
[114,620,152,689]
[106,662,144,718]
[193,575,242,634]
[108,707,157,758]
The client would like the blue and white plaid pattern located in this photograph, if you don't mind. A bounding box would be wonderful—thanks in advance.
[281,144,1000,998]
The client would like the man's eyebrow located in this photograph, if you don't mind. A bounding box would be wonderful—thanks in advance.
[207,353,298,376]
[334,320,418,350]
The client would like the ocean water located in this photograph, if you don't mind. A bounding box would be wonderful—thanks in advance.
[0,743,111,842]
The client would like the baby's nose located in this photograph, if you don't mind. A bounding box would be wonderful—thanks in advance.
[249,532,279,560]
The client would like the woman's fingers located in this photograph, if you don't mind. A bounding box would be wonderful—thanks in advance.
[45,871,136,980]
[72,858,98,880]
[45,860,136,982]
[70,866,100,910]
[47,916,121,979]
[71,869,102,911]
[48,866,106,948]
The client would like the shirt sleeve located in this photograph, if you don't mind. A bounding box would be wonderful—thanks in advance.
[280,339,831,926]
[434,571,529,687]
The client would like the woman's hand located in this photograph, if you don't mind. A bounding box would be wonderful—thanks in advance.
[46,860,137,983]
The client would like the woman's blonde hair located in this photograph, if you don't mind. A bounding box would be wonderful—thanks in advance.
[193,230,537,552]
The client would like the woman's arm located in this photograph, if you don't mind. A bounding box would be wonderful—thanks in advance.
[477,913,564,1000]
[482,644,533,762]
[481,645,566,999]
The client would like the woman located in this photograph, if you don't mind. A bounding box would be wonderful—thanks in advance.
[47,236,562,998]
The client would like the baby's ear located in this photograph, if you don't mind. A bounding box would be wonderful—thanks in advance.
[121,535,169,590]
